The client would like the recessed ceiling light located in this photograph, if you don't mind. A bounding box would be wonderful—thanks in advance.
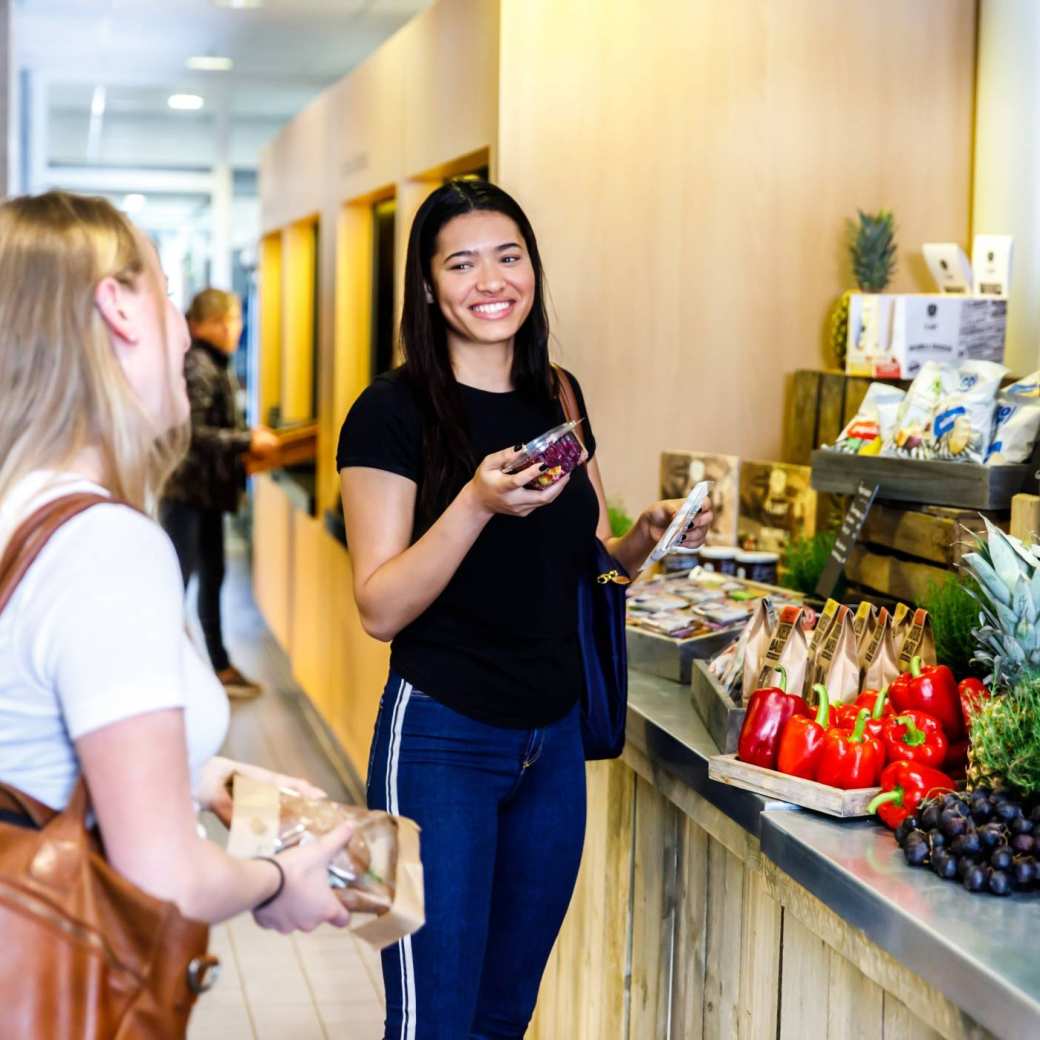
[122,194,146,214]
[168,93,205,111]
[187,56,234,72]
[213,0,264,8]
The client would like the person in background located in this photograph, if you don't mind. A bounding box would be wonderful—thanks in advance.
[162,288,279,699]
[0,191,353,948]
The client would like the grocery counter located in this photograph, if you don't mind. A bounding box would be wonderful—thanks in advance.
[529,670,1038,1040]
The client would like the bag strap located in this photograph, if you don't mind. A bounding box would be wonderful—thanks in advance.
[0,492,113,615]
[0,492,115,833]
[552,364,586,451]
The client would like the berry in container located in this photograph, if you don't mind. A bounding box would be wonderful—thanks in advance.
[504,420,585,489]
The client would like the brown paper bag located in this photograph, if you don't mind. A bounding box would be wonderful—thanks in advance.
[226,774,425,951]
[806,599,841,666]
[853,602,877,659]
[737,599,779,704]
[861,607,900,690]
[808,605,861,704]
[897,607,937,670]
[756,605,809,697]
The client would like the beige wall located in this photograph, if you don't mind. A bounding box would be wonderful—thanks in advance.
[497,0,977,514]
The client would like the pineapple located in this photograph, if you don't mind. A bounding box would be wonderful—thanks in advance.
[959,518,1040,790]
[828,210,897,369]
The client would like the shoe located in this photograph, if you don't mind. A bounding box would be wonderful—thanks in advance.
[217,665,262,700]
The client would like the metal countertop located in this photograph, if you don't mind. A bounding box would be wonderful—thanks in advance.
[626,670,1040,1039]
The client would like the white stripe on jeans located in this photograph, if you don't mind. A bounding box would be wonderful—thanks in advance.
[385,679,416,1040]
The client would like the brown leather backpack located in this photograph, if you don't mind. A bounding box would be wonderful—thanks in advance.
[0,492,218,1038]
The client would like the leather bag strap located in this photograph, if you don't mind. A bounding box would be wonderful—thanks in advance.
[0,491,115,832]
[0,492,113,615]
[552,364,585,451]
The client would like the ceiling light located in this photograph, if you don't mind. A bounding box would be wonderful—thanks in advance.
[187,56,234,72]
[122,194,146,214]
[213,0,264,8]
[90,85,107,118]
[168,93,205,111]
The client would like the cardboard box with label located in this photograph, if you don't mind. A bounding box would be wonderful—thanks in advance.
[846,293,1006,379]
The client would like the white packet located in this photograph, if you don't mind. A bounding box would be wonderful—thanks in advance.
[883,362,956,459]
[829,382,906,456]
[638,481,711,572]
[930,359,1006,463]
[986,371,1040,465]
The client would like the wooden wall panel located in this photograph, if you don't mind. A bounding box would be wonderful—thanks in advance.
[289,511,330,716]
[252,474,293,652]
[497,0,977,512]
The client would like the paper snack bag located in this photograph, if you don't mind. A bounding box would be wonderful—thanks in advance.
[853,602,877,658]
[227,773,425,951]
[807,599,841,665]
[808,605,861,704]
[756,605,809,697]
[862,607,902,691]
[737,598,779,704]
[897,607,937,670]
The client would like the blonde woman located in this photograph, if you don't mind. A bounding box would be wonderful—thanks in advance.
[0,192,351,937]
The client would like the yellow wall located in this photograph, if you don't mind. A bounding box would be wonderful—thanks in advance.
[258,233,282,428]
[496,0,977,512]
[281,218,318,425]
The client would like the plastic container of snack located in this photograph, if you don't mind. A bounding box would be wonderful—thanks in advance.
[699,546,738,576]
[504,420,584,489]
[736,550,779,585]
[661,547,700,574]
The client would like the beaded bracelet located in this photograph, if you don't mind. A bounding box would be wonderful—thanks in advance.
[253,856,285,910]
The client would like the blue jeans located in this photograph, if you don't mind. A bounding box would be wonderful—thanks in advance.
[367,674,587,1040]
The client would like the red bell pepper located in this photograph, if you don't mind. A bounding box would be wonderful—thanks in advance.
[958,677,990,727]
[881,710,947,768]
[889,657,964,740]
[833,687,890,740]
[816,708,884,789]
[944,738,970,779]
[867,761,956,830]
[776,684,831,780]
[737,667,811,770]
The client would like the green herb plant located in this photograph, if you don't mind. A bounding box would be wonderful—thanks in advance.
[781,531,838,596]
[923,576,986,682]
[970,674,1040,795]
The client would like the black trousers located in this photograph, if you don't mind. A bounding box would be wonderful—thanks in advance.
[160,500,230,673]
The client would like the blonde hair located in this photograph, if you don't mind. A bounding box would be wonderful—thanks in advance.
[0,191,187,514]
[187,287,238,325]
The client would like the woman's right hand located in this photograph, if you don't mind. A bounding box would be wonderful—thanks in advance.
[466,447,572,519]
[253,821,354,934]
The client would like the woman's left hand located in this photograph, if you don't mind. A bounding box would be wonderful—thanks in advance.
[639,500,714,550]
[196,757,328,828]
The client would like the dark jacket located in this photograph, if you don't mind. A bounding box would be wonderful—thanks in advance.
[164,339,251,513]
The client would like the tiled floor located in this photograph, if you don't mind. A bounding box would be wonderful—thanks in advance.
[185,530,386,1039]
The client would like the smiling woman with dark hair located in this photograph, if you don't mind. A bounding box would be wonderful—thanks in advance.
[337,179,711,1038]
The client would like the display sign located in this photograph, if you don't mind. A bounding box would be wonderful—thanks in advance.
[815,483,879,599]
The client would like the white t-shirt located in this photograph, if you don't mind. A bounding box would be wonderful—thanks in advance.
[0,471,229,810]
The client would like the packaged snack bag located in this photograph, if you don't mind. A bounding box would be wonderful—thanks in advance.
[808,605,861,704]
[897,608,937,670]
[863,607,902,690]
[756,605,810,699]
[227,774,425,950]
[638,481,712,572]
[930,360,1006,462]
[986,371,1040,465]
[829,383,906,456]
[732,598,777,704]
[884,362,954,459]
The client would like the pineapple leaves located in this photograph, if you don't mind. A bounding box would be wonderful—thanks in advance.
[961,552,1011,607]
[850,209,896,293]
[984,517,1028,593]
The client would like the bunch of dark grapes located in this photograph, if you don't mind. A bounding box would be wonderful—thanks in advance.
[894,788,1040,896]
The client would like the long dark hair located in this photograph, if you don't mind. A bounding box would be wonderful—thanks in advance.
[400,179,555,526]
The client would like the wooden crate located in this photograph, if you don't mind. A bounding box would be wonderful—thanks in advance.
[811,450,1035,510]
[689,659,745,754]
[708,755,880,817]
[627,625,740,685]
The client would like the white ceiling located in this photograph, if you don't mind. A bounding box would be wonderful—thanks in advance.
[14,0,431,154]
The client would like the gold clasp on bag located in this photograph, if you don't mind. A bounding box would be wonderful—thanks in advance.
[596,570,630,586]
[187,955,221,995]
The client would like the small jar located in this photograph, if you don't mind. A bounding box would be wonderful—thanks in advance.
[736,550,780,585]
[661,547,700,574]
[699,546,738,576]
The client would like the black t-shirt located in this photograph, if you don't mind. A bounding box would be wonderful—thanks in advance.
[337,368,600,729]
